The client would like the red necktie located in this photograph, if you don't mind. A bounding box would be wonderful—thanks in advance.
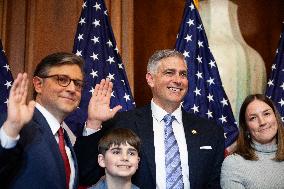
[58,127,71,189]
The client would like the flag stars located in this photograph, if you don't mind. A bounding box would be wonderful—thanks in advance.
[195,71,202,79]
[106,40,113,47]
[107,73,115,81]
[197,40,204,48]
[77,34,84,41]
[4,80,12,89]
[208,60,216,68]
[124,93,130,102]
[104,10,108,15]
[90,53,99,61]
[280,82,284,90]
[106,56,115,64]
[93,2,101,11]
[79,17,86,25]
[207,77,215,85]
[193,87,201,96]
[111,91,115,97]
[4,99,8,104]
[196,55,202,63]
[118,63,124,69]
[267,79,274,87]
[121,80,125,85]
[219,115,227,123]
[75,50,82,56]
[207,93,214,102]
[271,64,276,70]
[89,87,95,94]
[3,64,10,71]
[92,19,100,27]
[90,69,98,78]
[197,24,203,31]
[221,98,228,106]
[183,50,189,58]
[184,34,192,42]
[91,36,99,44]
[189,3,195,10]
[278,98,284,107]
[114,46,119,53]
[82,1,87,9]
[186,19,194,27]
[191,104,199,113]
[206,110,213,118]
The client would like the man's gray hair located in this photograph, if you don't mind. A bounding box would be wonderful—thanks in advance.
[147,49,186,74]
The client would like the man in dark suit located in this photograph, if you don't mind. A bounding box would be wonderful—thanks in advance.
[0,52,84,189]
[75,49,225,189]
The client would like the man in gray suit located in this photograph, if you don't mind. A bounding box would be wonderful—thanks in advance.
[75,49,225,189]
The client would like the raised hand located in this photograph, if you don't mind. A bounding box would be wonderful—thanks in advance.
[86,79,122,129]
[3,73,36,138]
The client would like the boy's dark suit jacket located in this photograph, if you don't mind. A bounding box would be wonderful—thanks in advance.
[0,109,79,189]
[75,104,224,189]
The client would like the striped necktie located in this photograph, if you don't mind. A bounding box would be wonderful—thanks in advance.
[164,114,184,189]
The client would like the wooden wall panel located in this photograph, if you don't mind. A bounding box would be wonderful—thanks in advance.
[2,0,27,78]
[235,0,284,75]
[25,0,82,77]
[108,0,134,93]
[134,0,185,106]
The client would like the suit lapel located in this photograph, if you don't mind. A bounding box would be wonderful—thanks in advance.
[134,105,156,182]
[63,129,79,189]
[182,110,205,187]
[32,109,68,186]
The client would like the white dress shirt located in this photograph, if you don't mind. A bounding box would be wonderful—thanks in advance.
[0,103,75,189]
[151,100,190,189]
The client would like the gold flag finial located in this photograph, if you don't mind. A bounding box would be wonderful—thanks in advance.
[193,0,199,9]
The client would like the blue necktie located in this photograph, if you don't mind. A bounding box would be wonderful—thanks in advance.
[164,114,184,189]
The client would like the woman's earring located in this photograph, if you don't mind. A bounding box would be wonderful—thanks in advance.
[247,132,250,139]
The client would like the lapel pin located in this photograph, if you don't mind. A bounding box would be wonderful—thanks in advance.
[192,130,197,134]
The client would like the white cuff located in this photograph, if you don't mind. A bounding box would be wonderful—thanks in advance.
[82,122,102,136]
[0,127,20,149]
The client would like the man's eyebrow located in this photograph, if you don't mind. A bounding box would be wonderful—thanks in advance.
[128,148,138,152]
[162,68,176,72]
[109,147,121,150]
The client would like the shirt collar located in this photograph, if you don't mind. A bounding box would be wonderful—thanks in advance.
[35,103,62,135]
[151,100,182,124]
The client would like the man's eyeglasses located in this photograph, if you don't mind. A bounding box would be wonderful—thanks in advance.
[38,74,84,91]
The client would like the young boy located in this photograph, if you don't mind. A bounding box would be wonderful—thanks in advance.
[89,128,140,189]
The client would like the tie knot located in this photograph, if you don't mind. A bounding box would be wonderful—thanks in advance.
[58,127,64,136]
[163,114,175,126]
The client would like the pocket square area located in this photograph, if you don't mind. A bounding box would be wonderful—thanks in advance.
[200,146,212,149]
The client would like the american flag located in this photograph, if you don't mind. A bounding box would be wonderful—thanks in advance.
[265,23,284,120]
[65,0,135,136]
[0,40,13,113]
[175,0,238,147]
